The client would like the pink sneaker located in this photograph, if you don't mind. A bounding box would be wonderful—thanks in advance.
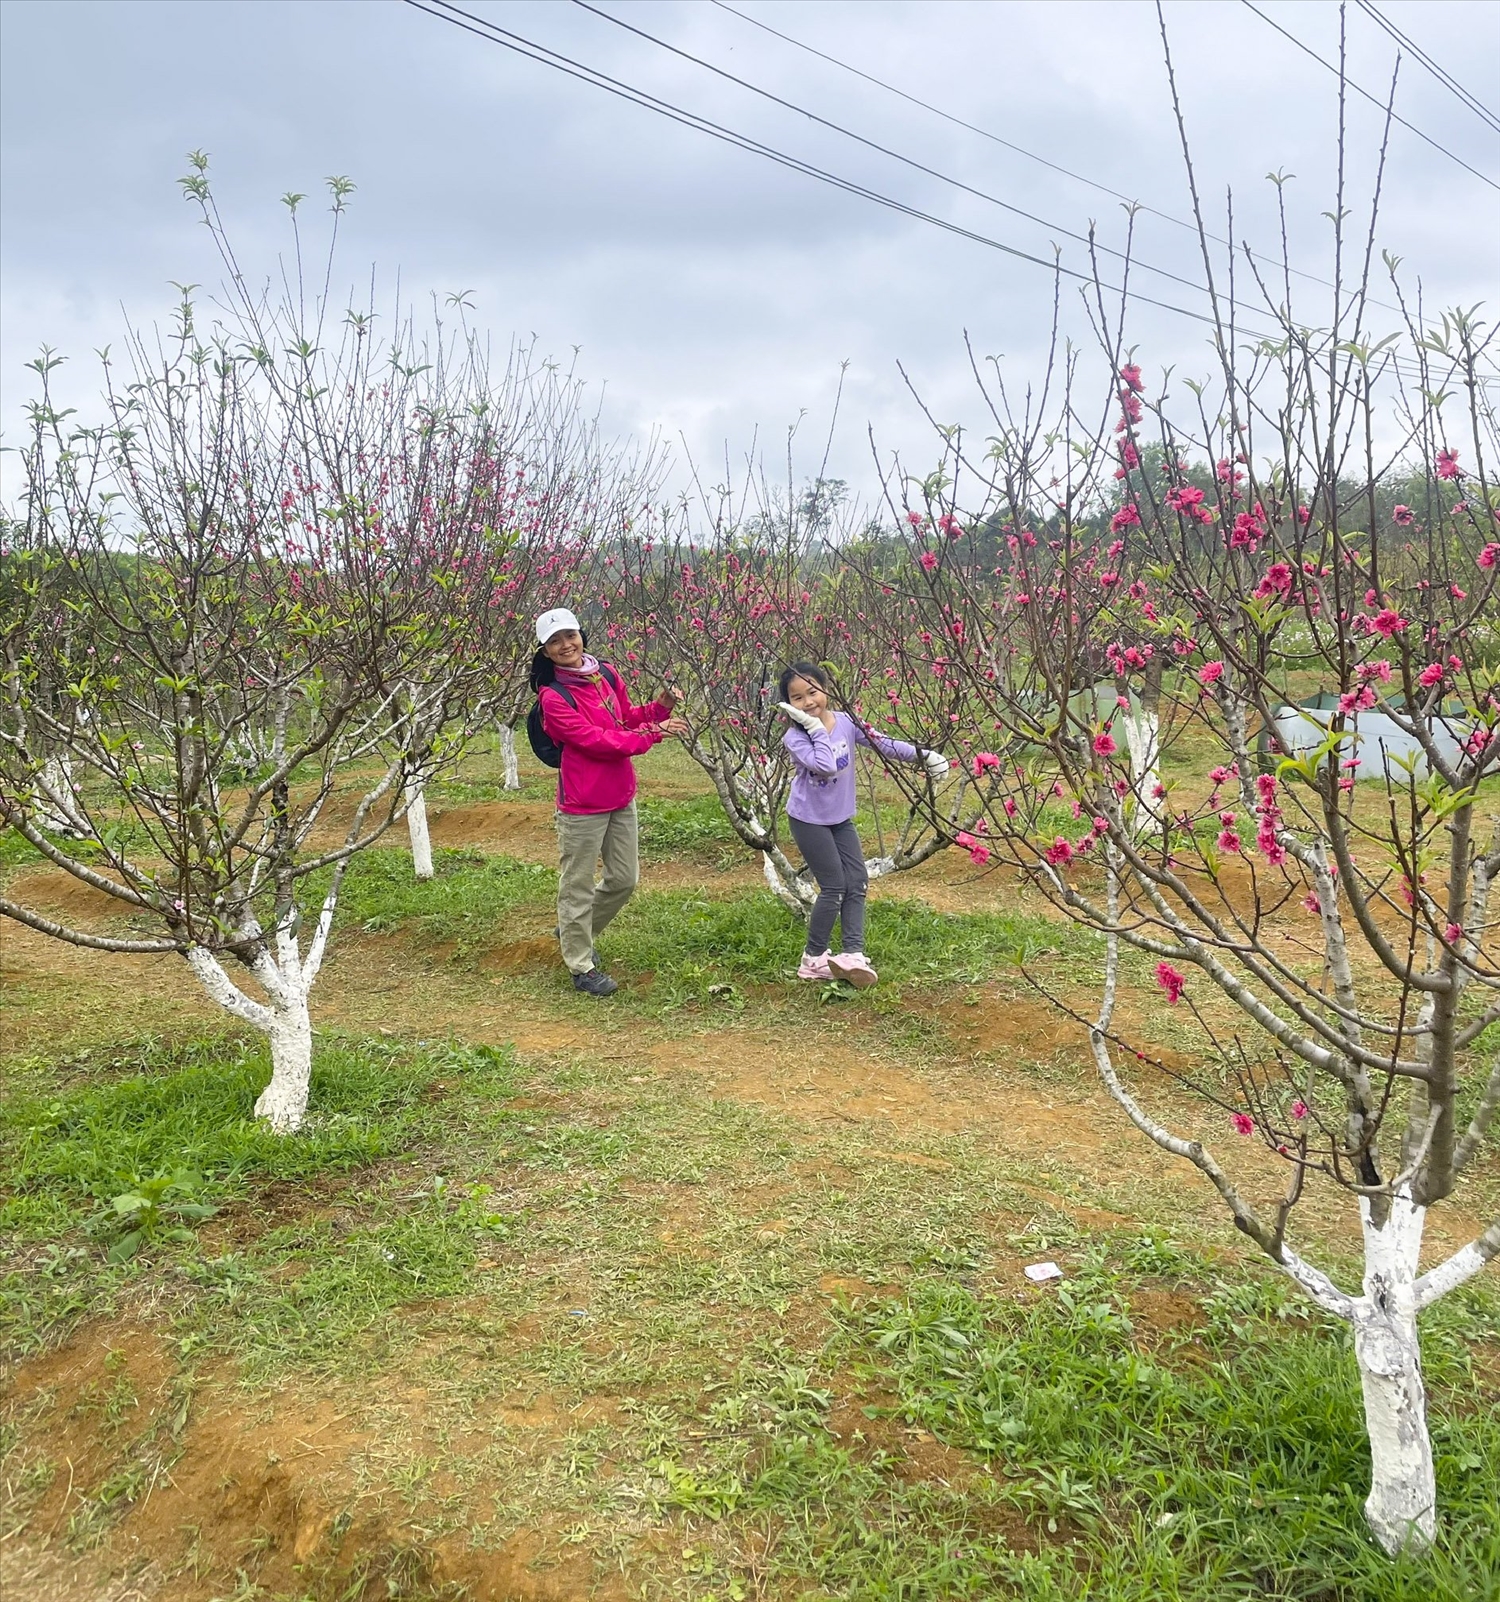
[828,952,879,989]
[797,951,832,980]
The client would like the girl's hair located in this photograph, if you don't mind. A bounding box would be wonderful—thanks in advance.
[778,661,831,701]
[529,629,590,692]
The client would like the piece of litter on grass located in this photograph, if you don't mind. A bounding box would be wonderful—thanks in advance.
[568,1309,588,1318]
[1023,1261,1064,1283]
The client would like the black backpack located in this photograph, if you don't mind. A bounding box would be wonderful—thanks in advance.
[526,663,625,769]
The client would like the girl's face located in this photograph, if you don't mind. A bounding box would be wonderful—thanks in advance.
[786,674,828,716]
[543,629,585,668]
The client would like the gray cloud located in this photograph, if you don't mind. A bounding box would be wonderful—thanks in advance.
[3,0,1496,498]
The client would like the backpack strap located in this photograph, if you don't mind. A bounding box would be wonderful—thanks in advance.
[539,683,578,712]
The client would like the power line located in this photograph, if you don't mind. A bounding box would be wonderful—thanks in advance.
[572,0,1228,310]
[1352,0,1500,136]
[1240,0,1500,191]
[401,0,1233,329]
[708,0,1473,317]
[710,4,1225,250]
[402,0,1491,386]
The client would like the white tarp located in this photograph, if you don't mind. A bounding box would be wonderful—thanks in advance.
[1272,705,1466,780]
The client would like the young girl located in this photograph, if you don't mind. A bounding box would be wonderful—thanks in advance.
[777,662,948,988]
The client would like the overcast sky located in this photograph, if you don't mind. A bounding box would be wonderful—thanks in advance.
[2,0,1496,502]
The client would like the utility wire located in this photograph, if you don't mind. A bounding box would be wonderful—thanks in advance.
[402,0,1234,329]
[709,0,1466,316]
[1240,0,1500,191]
[403,0,1489,385]
[1352,0,1500,136]
[574,0,1234,308]
[711,4,1234,251]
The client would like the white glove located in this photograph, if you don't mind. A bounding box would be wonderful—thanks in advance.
[921,749,951,778]
[777,701,823,733]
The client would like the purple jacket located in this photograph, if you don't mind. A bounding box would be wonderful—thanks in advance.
[782,710,919,825]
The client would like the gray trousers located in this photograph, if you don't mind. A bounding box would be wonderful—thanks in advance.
[789,815,867,956]
[555,802,639,974]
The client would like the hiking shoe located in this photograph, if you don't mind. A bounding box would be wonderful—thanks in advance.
[573,968,618,998]
[797,951,833,981]
[828,952,878,989]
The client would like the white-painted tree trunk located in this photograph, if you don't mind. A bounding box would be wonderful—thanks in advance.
[1351,1194,1435,1554]
[762,847,901,917]
[763,850,815,917]
[405,778,434,880]
[1087,860,1499,1560]
[1122,705,1163,835]
[255,991,314,1134]
[500,724,520,790]
[182,887,341,1135]
[35,754,85,836]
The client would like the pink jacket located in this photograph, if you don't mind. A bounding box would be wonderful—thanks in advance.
[540,668,671,815]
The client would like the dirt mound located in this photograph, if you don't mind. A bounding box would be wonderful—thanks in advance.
[5,871,135,929]
[928,992,1087,1064]
[2,1321,626,1602]
[428,802,557,861]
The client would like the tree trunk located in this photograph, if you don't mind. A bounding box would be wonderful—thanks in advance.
[500,724,520,790]
[254,992,314,1134]
[1353,1194,1436,1554]
[184,942,318,1135]
[1120,662,1164,836]
[36,754,84,836]
[763,851,815,918]
[405,778,434,880]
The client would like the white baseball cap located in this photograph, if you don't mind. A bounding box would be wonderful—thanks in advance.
[535,607,581,645]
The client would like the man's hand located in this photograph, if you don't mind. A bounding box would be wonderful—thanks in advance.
[661,684,683,712]
[777,701,822,733]
[661,715,689,737]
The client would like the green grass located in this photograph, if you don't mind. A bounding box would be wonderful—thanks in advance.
[314,844,1094,1015]
[0,1033,521,1357]
[327,845,555,951]
[0,826,47,870]
[638,793,741,863]
[602,881,1094,1005]
[640,1251,1500,1602]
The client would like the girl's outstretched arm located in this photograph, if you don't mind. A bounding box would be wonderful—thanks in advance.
[781,723,841,777]
[851,719,949,776]
[850,720,919,764]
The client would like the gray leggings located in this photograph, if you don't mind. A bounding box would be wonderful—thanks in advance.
[789,816,867,956]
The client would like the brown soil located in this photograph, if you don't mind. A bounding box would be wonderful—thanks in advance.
[1,1319,632,1602]
[1126,1288,1208,1341]
[6,870,137,929]
[427,801,558,862]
